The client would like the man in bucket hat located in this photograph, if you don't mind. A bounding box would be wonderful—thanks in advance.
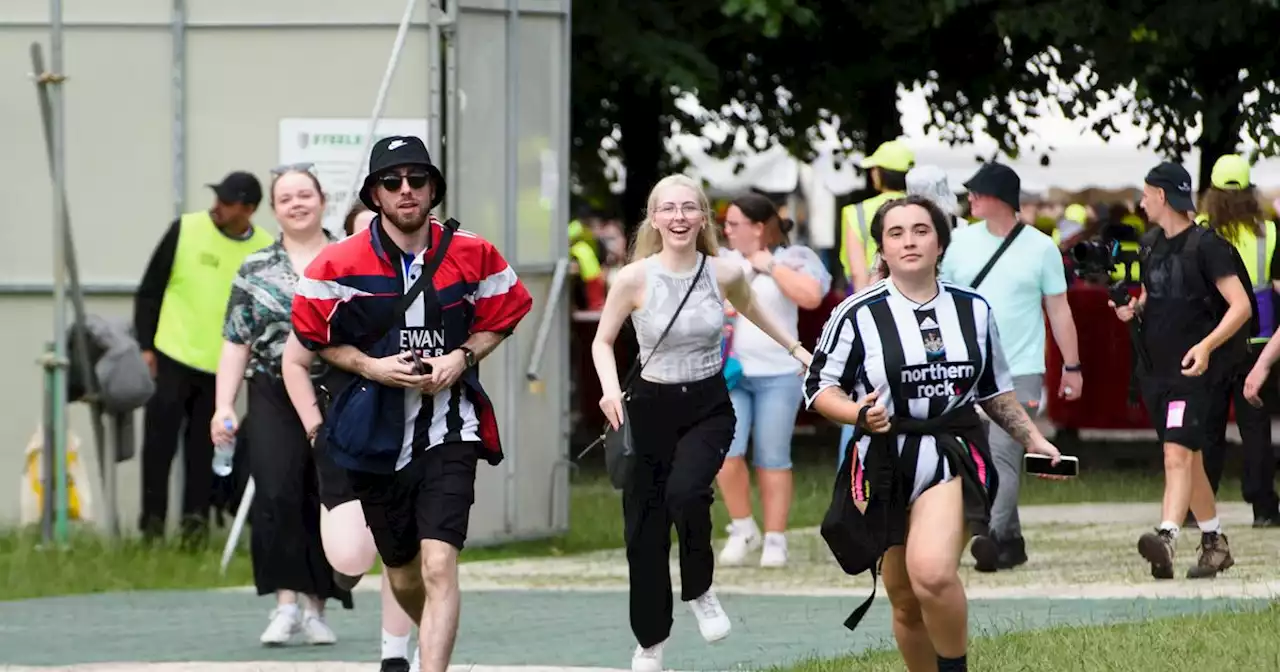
[940,161,1083,574]
[284,135,533,672]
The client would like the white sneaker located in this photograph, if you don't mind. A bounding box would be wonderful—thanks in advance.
[689,589,731,642]
[718,521,761,566]
[631,640,665,672]
[410,647,420,672]
[301,610,337,645]
[260,605,301,646]
[760,532,788,568]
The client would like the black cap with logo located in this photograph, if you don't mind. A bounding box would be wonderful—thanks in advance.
[359,135,447,212]
[207,171,263,207]
[963,162,1021,212]
[1145,162,1196,213]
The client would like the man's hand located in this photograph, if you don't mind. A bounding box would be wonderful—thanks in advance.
[1181,342,1212,377]
[1059,369,1083,401]
[142,350,157,379]
[1245,364,1271,407]
[1108,298,1138,323]
[362,352,430,389]
[420,349,467,396]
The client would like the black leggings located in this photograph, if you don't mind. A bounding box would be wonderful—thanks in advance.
[247,374,353,608]
[623,373,735,648]
[1205,349,1280,518]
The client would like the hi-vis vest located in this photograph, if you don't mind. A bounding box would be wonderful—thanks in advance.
[1229,220,1277,342]
[839,190,904,279]
[153,211,274,373]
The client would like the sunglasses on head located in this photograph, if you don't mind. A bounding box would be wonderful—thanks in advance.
[271,162,315,176]
[378,172,431,191]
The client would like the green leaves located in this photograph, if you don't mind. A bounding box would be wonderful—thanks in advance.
[721,0,816,37]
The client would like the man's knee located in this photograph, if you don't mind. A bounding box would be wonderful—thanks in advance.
[419,540,459,592]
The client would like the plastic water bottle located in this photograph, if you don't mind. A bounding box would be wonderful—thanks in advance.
[212,418,236,477]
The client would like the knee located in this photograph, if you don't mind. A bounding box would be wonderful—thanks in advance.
[884,581,923,626]
[419,542,458,592]
[1163,444,1194,469]
[906,556,961,602]
[320,503,378,575]
[664,479,711,514]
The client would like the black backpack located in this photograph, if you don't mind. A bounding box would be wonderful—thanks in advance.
[1141,225,1259,346]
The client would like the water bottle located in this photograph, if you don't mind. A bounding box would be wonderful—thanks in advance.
[212,418,236,477]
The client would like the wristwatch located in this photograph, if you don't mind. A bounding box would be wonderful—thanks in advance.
[457,345,477,368]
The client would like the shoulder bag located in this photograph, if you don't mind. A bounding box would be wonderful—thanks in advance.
[969,222,1025,290]
[320,218,461,473]
[593,253,708,490]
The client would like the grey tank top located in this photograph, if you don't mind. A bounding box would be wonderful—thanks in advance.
[631,254,726,384]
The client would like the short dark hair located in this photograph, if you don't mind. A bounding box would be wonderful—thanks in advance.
[869,194,953,278]
[729,192,794,248]
[343,200,370,237]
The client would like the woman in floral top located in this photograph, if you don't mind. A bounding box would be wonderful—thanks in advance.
[210,169,352,647]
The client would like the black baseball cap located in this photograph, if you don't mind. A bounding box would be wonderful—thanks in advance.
[963,162,1021,212]
[359,135,447,212]
[207,171,263,207]
[1145,162,1196,213]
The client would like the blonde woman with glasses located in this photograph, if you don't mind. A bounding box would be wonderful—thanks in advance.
[591,174,812,672]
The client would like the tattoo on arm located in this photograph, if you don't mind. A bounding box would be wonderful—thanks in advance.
[980,392,1036,447]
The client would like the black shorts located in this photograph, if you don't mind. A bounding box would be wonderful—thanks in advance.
[312,429,358,511]
[346,441,481,567]
[1140,375,1232,452]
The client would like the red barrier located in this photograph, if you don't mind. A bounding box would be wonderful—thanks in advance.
[1044,283,1152,430]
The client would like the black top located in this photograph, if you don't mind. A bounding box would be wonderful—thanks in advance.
[1140,225,1241,380]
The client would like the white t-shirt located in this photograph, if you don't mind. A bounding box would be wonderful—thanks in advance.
[720,245,833,376]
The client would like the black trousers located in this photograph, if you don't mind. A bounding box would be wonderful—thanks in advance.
[139,350,216,541]
[623,373,735,648]
[1205,348,1280,518]
[247,375,352,608]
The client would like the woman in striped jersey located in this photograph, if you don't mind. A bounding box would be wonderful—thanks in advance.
[804,195,1064,672]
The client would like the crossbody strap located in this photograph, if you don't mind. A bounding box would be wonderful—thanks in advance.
[367,217,461,345]
[970,222,1025,290]
[621,253,709,393]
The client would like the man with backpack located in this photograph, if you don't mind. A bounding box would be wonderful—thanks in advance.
[1111,161,1252,580]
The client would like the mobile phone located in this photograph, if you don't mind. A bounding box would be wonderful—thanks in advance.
[1024,453,1079,477]
[406,349,433,375]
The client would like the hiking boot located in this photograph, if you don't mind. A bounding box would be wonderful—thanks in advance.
[971,534,1027,572]
[1137,528,1176,580]
[1186,531,1234,579]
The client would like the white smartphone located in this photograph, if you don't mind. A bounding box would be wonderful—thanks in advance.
[1024,453,1079,478]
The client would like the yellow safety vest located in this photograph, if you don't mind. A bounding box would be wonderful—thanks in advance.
[570,240,602,282]
[153,211,274,373]
[839,190,904,279]
[1109,240,1142,283]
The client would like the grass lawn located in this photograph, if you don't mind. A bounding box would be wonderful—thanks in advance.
[775,602,1280,671]
[0,453,1212,600]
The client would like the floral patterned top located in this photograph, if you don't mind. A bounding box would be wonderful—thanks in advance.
[223,233,336,379]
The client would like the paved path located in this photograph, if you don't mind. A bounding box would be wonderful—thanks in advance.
[3,503,1278,671]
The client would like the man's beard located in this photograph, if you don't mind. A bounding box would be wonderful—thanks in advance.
[383,206,428,233]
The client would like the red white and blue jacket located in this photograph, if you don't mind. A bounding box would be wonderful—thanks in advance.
[291,215,533,473]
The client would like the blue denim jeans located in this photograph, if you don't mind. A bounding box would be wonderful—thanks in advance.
[727,373,805,470]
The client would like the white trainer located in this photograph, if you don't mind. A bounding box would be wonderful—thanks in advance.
[717,521,761,566]
[410,646,420,672]
[689,589,731,642]
[260,605,301,646]
[631,640,666,672]
[760,533,788,568]
[301,610,337,645]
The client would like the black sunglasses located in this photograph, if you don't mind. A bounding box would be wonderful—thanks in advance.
[378,172,430,192]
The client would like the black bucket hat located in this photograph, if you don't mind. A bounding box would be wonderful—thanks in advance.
[358,135,446,212]
[963,162,1021,212]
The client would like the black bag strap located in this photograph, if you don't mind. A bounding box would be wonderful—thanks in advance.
[367,217,461,344]
[620,253,709,395]
[970,222,1025,289]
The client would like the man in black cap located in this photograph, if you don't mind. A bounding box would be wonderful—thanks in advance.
[134,170,274,544]
[940,161,1082,573]
[284,135,532,672]
[1111,161,1248,580]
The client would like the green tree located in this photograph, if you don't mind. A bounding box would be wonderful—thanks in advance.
[998,0,1280,189]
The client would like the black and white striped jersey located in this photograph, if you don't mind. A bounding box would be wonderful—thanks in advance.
[805,278,1014,467]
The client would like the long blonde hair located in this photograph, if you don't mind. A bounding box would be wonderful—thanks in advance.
[629,174,721,261]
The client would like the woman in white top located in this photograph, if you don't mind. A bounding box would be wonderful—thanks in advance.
[591,175,812,672]
[716,193,831,569]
